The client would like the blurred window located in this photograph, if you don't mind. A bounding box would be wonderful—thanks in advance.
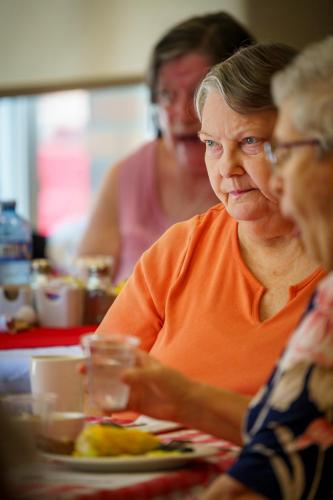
[0,84,154,237]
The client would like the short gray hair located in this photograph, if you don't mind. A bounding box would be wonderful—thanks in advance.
[195,43,297,118]
[272,36,333,152]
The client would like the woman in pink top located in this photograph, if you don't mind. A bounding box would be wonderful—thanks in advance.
[77,12,254,282]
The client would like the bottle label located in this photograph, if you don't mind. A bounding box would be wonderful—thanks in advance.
[0,241,32,285]
[0,241,32,260]
[0,261,31,285]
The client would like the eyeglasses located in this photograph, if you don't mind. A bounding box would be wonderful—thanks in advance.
[264,139,322,168]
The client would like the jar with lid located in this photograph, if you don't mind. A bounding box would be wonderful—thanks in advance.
[83,257,116,324]
[31,259,53,289]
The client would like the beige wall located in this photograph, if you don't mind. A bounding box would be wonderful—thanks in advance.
[244,0,333,49]
[0,0,332,94]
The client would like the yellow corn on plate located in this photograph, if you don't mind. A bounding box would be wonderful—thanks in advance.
[73,424,161,457]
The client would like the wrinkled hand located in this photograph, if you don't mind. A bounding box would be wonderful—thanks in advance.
[122,350,193,423]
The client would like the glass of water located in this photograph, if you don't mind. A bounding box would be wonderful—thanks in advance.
[81,333,140,412]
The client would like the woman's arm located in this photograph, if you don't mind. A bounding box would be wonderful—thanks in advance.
[77,163,122,276]
[123,351,249,445]
[96,217,199,351]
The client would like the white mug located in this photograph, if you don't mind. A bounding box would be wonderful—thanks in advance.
[30,355,85,412]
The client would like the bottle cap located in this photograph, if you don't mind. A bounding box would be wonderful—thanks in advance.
[32,259,52,273]
[0,200,16,211]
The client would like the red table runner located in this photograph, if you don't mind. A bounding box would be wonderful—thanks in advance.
[0,325,97,350]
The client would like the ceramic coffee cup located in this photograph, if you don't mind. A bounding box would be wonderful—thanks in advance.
[30,355,85,412]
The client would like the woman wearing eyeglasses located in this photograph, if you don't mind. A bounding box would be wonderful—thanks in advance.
[97,43,324,399]
[202,35,333,500]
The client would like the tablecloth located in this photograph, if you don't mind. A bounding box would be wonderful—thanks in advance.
[0,325,96,350]
[0,326,95,394]
[13,428,239,499]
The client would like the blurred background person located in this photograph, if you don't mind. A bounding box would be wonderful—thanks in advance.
[77,12,254,283]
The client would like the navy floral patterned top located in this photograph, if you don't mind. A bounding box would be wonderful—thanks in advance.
[228,272,333,499]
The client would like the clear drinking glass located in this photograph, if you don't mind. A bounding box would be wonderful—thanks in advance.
[82,333,140,412]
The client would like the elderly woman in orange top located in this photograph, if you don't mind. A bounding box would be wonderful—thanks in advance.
[123,36,333,500]
[96,43,324,397]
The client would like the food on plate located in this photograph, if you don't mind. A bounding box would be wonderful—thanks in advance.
[72,423,193,458]
[73,423,161,457]
[37,434,75,455]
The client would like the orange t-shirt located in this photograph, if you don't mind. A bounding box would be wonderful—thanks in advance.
[97,205,324,396]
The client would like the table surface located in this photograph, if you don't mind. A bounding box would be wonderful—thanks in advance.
[1,330,239,498]
[13,425,240,499]
[0,326,94,395]
[0,325,96,350]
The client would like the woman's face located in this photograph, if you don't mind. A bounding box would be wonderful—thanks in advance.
[270,102,333,269]
[156,52,211,176]
[199,89,279,223]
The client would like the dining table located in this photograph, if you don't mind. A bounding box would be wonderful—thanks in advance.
[1,327,240,498]
[0,325,95,394]
[12,423,240,499]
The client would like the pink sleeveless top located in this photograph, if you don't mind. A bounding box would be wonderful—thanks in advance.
[114,140,170,282]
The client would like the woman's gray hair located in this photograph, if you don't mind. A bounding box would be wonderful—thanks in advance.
[272,36,333,152]
[195,42,297,118]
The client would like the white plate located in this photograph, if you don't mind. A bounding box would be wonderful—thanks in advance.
[42,444,218,472]
[126,416,183,434]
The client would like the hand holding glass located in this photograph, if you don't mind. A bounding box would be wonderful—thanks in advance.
[82,333,139,412]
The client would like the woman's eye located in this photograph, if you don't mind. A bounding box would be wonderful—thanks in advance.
[157,89,174,104]
[240,137,263,154]
[204,140,222,157]
[244,137,258,145]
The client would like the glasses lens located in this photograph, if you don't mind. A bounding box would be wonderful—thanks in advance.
[264,142,275,165]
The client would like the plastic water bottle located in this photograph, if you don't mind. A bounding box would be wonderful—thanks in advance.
[0,200,32,285]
